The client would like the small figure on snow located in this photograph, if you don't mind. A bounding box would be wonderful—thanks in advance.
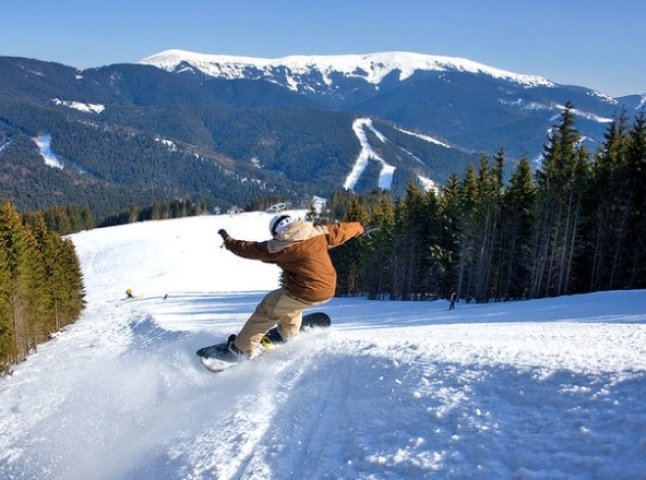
[125,288,135,300]
[449,291,457,310]
[216,215,366,360]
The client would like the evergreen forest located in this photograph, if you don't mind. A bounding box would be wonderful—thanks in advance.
[0,203,86,373]
[327,105,646,303]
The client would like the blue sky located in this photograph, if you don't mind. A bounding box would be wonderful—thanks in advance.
[1,0,644,97]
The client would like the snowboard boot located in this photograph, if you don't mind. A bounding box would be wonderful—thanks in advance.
[226,334,246,361]
[260,327,285,349]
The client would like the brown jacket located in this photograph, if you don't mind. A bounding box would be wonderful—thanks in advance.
[224,221,364,302]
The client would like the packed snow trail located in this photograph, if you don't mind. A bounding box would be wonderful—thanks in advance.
[1,213,645,479]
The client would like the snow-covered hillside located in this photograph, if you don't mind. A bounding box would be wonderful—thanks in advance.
[345,118,444,193]
[1,212,645,480]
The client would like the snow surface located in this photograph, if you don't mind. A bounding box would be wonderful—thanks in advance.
[1,212,645,480]
[498,99,615,126]
[33,133,63,169]
[139,49,555,90]
[51,98,105,114]
[558,104,614,124]
[397,128,451,149]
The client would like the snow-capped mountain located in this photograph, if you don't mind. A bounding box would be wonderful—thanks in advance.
[140,49,555,92]
[139,49,638,160]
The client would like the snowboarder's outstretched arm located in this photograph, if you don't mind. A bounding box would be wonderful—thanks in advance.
[219,221,365,261]
[222,237,274,261]
[325,222,365,247]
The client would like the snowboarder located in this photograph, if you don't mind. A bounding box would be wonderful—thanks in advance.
[449,291,457,310]
[216,214,368,361]
[125,288,135,299]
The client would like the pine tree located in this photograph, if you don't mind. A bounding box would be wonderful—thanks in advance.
[0,245,13,372]
[531,104,589,297]
[419,189,443,298]
[362,195,395,299]
[438,174,462,299]
[332,196,368,296]
[400,182,427,299]
[20,226,48,353]
[499,158,537,299]
[0,203,36,362]
[390,198,408,300]
[57,239,86,325]
[23,212,63,338]
[586,112,631,290]
[622,110,646,288]
[472,152,504,302]
[455,163,478,302]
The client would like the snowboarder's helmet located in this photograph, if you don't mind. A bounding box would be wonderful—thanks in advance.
[269,214,292,237]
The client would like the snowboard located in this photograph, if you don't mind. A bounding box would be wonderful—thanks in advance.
[196,312,331,373]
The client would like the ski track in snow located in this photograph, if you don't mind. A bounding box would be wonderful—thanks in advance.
[344,118,396,192]
[33,133,63,169]
[1,212,645,480]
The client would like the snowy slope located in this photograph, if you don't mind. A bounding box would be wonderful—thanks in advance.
[1,212,645,480]
[345,118,445,193]
[344,119,395,191]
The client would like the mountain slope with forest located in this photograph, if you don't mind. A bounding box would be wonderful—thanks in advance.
[0,52,641,219]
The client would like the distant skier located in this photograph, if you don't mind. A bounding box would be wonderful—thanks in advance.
[125,288,135,299]
[449,291,457,310]
[216,215,369,360]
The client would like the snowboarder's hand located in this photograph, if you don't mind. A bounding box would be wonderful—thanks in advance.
[218,229,230,241]
[362,225,380,239]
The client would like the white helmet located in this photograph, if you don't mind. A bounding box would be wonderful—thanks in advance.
[269,214,293,237]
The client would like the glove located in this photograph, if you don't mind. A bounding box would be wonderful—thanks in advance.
[362,225,380,239]
[217,229,230,241]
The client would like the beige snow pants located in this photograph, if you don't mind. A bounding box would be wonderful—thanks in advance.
[233,287,328,355]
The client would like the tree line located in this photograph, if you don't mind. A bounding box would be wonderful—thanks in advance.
[0,202,86,373]
[326,105,646,303]
[0,103,310,221]
[98,198,209,227]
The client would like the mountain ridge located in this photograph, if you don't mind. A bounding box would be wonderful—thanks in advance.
[137,49,641,160]
[139,49,557,91]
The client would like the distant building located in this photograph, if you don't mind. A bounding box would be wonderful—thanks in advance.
[265,202,288,213]
[227,206,244,214]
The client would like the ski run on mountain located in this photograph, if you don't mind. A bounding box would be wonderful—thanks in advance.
[1,212,644,479]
